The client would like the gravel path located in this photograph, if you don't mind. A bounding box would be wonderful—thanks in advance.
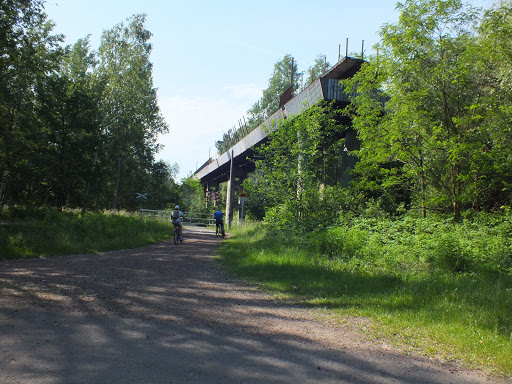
[0,228,508,384]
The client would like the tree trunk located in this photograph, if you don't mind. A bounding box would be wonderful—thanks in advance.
[114,157,123,211]
[297,130,303,218]
[418,135,426,218]
[82,148,99,214]
[225,150,234,229]
[452,163,461,222]
[0,171,8,209]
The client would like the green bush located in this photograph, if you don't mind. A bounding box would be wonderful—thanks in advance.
[433,233,473,273]
[313,213,512,278]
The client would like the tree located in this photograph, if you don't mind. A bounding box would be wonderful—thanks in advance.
[37,37,101,209]
[246,54,300,129]
[305,55,330,86]
[343,0,501,221]
[0,0,63,207]
[179,177,208,213]
[470,1,512,210]
[96,14,168,210]
[250,102,348,228]
[144,161,179,209]
[0,5,173,211]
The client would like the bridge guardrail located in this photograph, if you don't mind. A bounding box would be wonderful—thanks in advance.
[139,209,215,227]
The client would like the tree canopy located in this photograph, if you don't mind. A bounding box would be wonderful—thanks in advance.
[343,0,512,221]
[0,1,174,211]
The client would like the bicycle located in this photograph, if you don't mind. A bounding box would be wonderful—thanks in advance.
[173,224,182,245]
[215,221,225,238]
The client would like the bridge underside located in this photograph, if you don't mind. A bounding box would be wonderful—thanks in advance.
[199,145,260,190]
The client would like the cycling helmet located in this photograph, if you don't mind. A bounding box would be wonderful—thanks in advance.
[175,205,179,209]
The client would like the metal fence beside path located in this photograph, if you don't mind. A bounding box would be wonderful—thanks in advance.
[139,209,215,227]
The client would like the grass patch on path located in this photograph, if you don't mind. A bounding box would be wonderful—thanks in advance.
[216,222,512,376]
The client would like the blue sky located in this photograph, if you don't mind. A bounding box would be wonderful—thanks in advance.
[43,0,493,182]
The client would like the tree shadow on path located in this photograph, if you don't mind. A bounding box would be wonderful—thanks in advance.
[0,232,507,384]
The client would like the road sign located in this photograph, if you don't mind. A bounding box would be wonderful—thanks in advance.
[136,193,148,200]
[206,191,221,203]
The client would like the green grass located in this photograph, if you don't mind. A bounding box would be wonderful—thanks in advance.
[216,220,512,376]
[0,208,173,259]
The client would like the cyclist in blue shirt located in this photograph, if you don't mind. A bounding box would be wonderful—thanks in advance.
[213,208,225,237]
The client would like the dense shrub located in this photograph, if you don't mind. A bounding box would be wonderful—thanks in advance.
[318,212,512,277]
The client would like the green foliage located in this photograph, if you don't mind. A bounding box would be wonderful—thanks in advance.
[319,212,512,277]
[0,208,172,259]
[0,0,64,207]
[342,0,512,221]
[305,55,330,86]
[217,220,512,374]
[178,177,209,213]
[0,3,172,211]
[248,101,350,230]
[241,171,266,220]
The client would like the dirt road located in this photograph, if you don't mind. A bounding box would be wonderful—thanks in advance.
[0,229,508,383]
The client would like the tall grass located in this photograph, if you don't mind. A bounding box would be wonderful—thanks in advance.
[0,208,173,259]
[217,217,512,375]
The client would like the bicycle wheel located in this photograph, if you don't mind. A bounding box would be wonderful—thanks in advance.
[174,228,179,245]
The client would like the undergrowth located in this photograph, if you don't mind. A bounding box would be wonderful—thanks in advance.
[217,216,512,376]
[0,208,172,259]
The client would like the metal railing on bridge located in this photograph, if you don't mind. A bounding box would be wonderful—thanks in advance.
[139,209,215,227]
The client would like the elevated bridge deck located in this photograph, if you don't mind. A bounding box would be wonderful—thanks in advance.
[194,57,365,187]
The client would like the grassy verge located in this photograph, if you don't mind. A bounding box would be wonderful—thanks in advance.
[0,208,172,259]
[216,220,512,376]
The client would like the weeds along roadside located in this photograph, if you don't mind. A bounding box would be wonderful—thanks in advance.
[0,208,172,259]
[216,217,512,376]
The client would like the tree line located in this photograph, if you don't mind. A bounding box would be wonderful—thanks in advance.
[345,0,512,221]
[243,0,512,225]
[1,0,176,211]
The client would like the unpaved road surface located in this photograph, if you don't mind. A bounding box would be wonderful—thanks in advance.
[0,229,509,384]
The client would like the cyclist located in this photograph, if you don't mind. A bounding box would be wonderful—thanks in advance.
[214,208,225,237]
[171,205,184,241]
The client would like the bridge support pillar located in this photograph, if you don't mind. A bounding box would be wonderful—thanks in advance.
[225,150,235,229]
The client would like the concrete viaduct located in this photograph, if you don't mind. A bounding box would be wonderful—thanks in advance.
[193,56,366,226]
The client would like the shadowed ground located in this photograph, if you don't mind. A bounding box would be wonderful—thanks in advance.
[0,228,508,383]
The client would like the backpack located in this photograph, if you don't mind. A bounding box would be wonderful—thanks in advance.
[172,210,179,220]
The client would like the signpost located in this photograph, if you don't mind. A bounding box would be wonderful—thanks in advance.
[238,190,248,221]
[136,193,148,210]
[136,193,148,201]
